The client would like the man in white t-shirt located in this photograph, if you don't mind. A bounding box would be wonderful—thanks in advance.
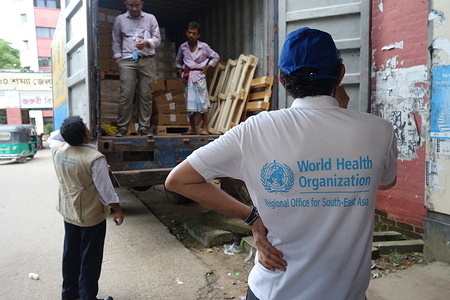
[165,27,398,300]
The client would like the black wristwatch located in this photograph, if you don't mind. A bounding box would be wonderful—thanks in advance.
[244,205,260,225]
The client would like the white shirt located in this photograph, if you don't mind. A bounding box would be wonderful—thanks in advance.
[48,130,119,205]
[187,96,398,300]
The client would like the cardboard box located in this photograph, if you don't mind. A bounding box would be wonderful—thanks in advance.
[153,92,173,103]
[99,58,109,72]
[154,103,176,114]
[100,79,120,124]
[98,33,110,47]
[155,113,189,126]
[166,79,185,92]
[171,92,186,104]
[151,78,166,92]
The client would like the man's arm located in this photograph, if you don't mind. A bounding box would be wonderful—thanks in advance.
[111,18,122,60]
[92,157,124,225]
[146,15,161,49]
[47,130,64,148]
[165,160,287,271]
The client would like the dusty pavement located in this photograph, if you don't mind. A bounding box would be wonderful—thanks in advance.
[0,148,211,299]
[367,261,450,300]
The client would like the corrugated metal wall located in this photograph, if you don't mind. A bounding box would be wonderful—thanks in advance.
[278,0,370,111]
[201,0,272,79]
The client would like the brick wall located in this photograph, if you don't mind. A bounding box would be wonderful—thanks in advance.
[371,0,429,236]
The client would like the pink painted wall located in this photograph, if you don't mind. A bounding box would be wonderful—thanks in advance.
[6,108,23,124]
[34,7,60,71]
[371,0,428,234]
[37,39,52,56]
[34,7,60,27]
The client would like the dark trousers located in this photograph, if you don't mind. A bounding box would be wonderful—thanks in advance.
[246,286,260,300]
[62,220,106,300]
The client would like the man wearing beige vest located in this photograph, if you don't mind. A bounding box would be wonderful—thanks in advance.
[49,116,124,300]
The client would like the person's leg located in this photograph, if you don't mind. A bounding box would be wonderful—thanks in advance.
[201,112,209,134]
[136,58,156,131]
[188,114,197,134]
[62,221,81,300]
[78,220,106,300]
[246,286,260,300]
[117,60,138,131]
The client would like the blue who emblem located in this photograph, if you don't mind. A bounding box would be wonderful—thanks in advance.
[260,160,295,193]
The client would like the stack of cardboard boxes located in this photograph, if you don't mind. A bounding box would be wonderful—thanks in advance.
[155,28,178,80]
[101,79,121,125]
[98,8,120,73]
[152,79,189,133]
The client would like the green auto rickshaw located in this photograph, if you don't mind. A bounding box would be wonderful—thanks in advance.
[0,124,39,163]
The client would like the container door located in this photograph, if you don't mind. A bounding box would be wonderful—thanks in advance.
[51,0,99,131]
[277,0,370,112]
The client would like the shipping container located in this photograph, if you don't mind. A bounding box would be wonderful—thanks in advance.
[51,0,369,188]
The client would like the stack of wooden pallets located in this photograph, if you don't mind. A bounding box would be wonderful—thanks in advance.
[207,54,274,134]
[208,54,258,133]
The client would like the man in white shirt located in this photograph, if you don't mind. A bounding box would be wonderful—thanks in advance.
[165,27,397,300]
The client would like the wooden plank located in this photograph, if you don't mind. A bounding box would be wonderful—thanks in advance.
[216,55,249,133]
[225,55,259,130]
[209,58,240,133]
[156,125,190,135]
[208,62,226,102]
[100,71,120,80]
[245,101,270,111]
[208,59,237,133]
[242,76,274,119]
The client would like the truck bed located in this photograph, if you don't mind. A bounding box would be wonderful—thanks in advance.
[99,134,219,188]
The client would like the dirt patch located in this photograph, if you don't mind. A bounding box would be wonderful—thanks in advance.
[371,251,424,279]
[134,185,424,299]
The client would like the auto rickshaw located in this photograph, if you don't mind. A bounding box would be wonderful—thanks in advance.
[0,124,39,163]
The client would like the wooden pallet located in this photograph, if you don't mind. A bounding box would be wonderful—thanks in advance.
[156,125,190,135]
[242,76,274,120]
[208,62,226,102]
[101,71,120,80]
[226,55,259,130]
[209,59,238,134]
[215,54,249,133]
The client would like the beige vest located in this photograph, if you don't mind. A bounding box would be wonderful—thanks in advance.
[52,143,110,227]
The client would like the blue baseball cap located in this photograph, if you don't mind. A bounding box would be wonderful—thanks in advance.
[279,27,340,80]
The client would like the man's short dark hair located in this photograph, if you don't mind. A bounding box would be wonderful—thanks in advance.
[187,21,201,33]
[60,116,86,146]
[280,55,344,99]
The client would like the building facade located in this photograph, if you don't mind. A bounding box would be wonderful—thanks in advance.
[0,0,60,132]
[15,0,61,71]
[0,71,53,133]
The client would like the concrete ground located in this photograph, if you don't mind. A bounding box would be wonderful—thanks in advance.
[367,260,450,300]
[0,147,211,299]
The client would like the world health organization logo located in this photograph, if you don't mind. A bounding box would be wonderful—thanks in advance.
[260,160,294,193]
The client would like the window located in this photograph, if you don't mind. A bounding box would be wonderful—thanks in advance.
[38,57,51,68]
[34,0,60,8]
[20,13,27,23]
[0,109,6,125]
[36,27,55,38]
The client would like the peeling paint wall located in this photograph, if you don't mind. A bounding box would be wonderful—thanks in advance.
[371,0,428,231]
[373,64,427,160]
[427,1,450,215]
